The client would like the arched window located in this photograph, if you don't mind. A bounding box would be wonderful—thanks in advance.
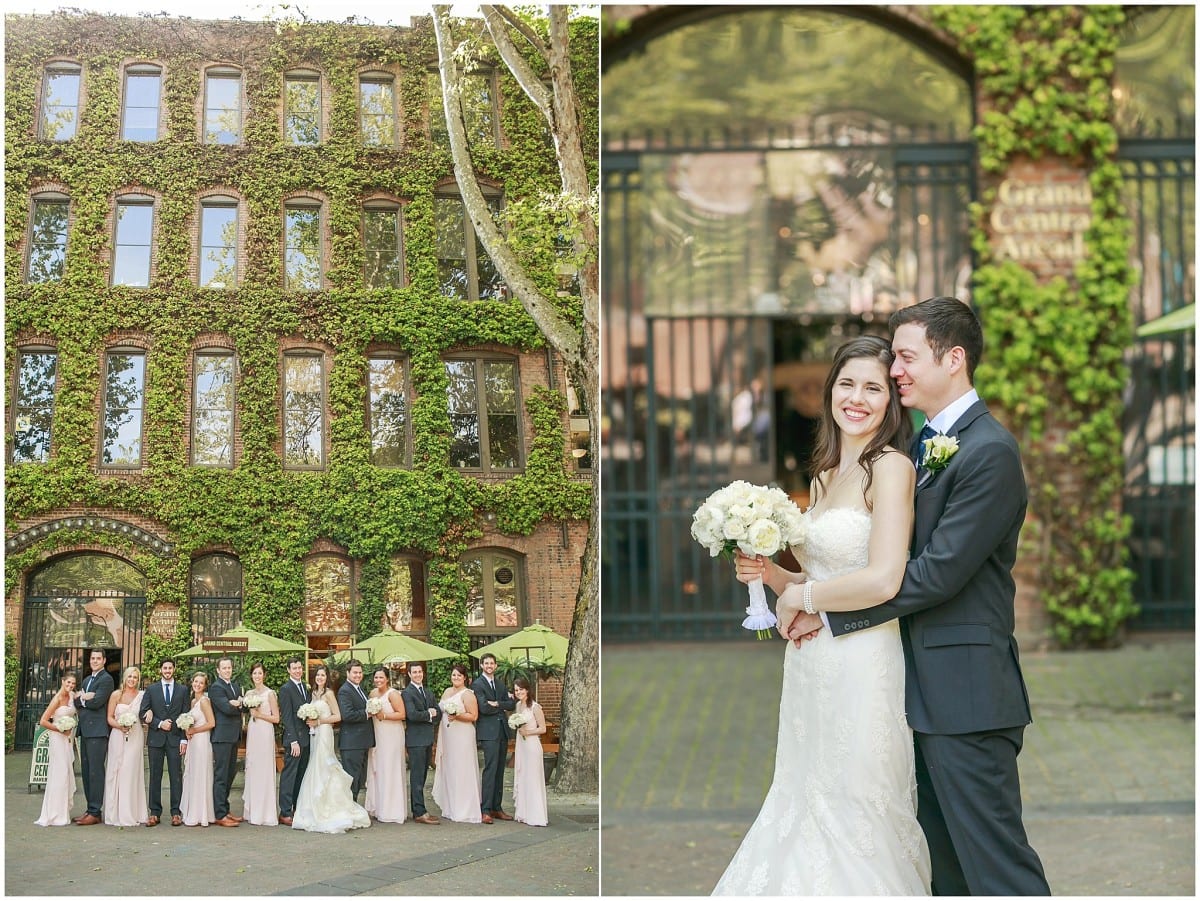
[368,352,411,467]
[363,199,405,288]
[10,345,58,464]
[303,555,355,658]
[444,354,522,472]
[198,195,239,288]
[101,346,146,467]
[121,63,162,141]
[359,71,398,147]
[27,191,69,283]
[434,188,505,301]
[284,198,323,289]
[112,194,155,287]
[383,556,427,634]
[283,349,326,469]
[203,65,242,144]
[428,67,500,148]
[284,68,322,145]
[189,553,243,643]
[40,61,81,141]
[459,550,524,634]
[192,348,236,467]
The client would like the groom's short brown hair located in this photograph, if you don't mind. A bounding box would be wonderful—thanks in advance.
[891,296,984,383]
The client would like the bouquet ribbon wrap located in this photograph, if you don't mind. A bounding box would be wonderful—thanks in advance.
[742,576,778,637]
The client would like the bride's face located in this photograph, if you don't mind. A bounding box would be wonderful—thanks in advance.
[315,669,327,689]
[831,357,891,441]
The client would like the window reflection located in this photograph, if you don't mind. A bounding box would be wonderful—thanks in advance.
[41,65,80,141]
[200,202,238,288]
[113,202,154,286]
[383,558,427,633]
[192,352,234,466]
[428,70,497,148]
[285,205,321,289]
[12,351,57,463]
[205,72,241,143]
[445,358,520,472]
[363,208,403,287]
[122,67,161,141]
[29,199,68,283]
[360,76,397,146]
[435,193,504,301]
[284,354,324,467]
[460,551,522,631]
[102,352,145,466]
[368,356,409,466]
[285,73,320,145]
[303,556,353,633]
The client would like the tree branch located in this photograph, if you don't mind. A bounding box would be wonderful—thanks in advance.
[480,5,554,124]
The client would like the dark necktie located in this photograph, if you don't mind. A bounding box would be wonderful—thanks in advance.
[913,423,937,465]
[164,682,172,706]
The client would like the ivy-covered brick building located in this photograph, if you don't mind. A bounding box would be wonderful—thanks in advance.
[4,11,596,748]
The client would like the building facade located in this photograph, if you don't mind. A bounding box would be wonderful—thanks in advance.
[5,12,596,748]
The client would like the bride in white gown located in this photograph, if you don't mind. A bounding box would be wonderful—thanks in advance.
[293,665,370,834]
[714,336,931,896]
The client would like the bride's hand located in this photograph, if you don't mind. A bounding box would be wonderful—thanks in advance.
[775,583,803,639]
[733,550,768,585]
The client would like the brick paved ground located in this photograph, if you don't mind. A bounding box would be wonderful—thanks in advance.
[6,753,598,896]
[601,633,1194,895]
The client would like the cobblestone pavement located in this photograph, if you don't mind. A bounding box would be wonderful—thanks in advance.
[6,753,598,896]
[601,633,1194,896]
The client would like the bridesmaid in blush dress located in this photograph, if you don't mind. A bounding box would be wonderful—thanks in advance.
[242,661,279,826]
[431,662,482,823]
[35,672,79,826]
[510,677,548,826]
[103,666,148,826]
[365,666,407,823]
[179,671,216,826]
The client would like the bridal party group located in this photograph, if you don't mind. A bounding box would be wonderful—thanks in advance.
[34,647,551,833]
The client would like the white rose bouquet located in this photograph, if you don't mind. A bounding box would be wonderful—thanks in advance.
[296,702,320,735]
[241,693,262,710]
[117,710,138,739]
[366,697,384,716]
[175,712,195,732]
[508,711,530,730]
[441,699,462,718]
[691,480,807,638]
[53,713,77,735]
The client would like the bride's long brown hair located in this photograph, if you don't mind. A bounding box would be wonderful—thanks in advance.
[809,335,911,509]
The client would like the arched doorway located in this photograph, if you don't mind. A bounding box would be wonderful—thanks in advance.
[601,7,975,639]
[17,553,147,748]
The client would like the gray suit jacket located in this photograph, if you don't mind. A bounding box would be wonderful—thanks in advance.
[337,681,375,751]
[826,400,1034,735]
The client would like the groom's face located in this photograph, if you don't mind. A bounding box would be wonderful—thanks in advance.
[891,323,955,418]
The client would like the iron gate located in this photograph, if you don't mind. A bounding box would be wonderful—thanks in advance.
[1119,132,1195,629]
[16,596,146,749]
[601,128,975,640]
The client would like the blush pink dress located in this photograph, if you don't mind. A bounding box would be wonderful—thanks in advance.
[179,700,214,826]
[34,704,77,826]
[242,687,279,825]
[104,690,148,826]
[512,700,548,826]
[365,690,408,823]
[431,689,482,823]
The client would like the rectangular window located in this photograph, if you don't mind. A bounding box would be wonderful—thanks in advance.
[363,207,403,288]
[199,201,238,288]
[192,352,235,466]
[283,354,324,468]
[435,194,504,301]
[285,205,322,289]
[28,199,69,283]
[428,70,498,149]
[359,76,397,147]
[112,201,154,286]
[102,351,145,467]
[204,72,241,144]
[122,67,161,141]
[368,356,409,466]
[41,64,81,141]
[11,350,57,463]
[446,357,520,471]
[284,74,320,145]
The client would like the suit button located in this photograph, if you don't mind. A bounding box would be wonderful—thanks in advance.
[843,624,852,632]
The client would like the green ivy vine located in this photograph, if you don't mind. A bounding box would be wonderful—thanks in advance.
[931,5,1137,646]
[4,13,595,683]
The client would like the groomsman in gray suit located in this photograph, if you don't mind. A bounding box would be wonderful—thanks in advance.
[336,660,374,804]
[785,297,1050,895]
[402,662,440,824]
[73,648,114,825]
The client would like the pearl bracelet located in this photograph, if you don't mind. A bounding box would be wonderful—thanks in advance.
[802,580,816,616]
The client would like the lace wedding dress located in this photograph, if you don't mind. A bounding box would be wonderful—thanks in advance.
[713,507,931,896]
[292,698,370,834]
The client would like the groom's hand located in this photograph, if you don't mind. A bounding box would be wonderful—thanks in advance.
[786,611,823,646]
[775,583,804,640]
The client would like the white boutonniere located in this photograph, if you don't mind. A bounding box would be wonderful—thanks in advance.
[921,434,959,473]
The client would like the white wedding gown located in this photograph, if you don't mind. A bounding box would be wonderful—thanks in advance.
[713,507,931,896]
[292,699,371,834]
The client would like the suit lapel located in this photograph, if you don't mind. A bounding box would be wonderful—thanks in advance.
[916,400,989,492]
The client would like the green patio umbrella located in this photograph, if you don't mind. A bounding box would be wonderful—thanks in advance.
[1137,304,1195,338]
[177,623,309,658]
[346,629,458,665]
[468,622,569,666]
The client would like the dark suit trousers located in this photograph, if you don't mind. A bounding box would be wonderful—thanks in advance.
[279,745,310,817]
[212,740,239,818]
[147,742,183,816]
[479,737,505,813]
[408,745,431,816]
[80,736,108,815]
[341,747,368,799]
[915,728,1050,896]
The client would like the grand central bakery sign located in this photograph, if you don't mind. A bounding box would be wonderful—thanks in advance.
[989,165,1092,267]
